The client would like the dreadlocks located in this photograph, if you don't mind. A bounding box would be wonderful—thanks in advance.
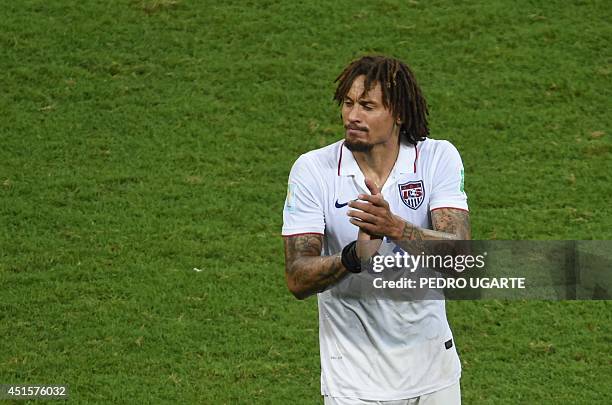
[334,55,429,145]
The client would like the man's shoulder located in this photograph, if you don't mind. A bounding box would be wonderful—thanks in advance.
[418,137,464,163]
[419,137,458,153]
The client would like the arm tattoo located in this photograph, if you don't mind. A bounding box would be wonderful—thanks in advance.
[292,234,322,258]
[395,208,471,255]
[284,234,348,299]
[431,208,471,240]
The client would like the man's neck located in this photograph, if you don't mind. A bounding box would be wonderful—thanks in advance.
[352,138,400,190]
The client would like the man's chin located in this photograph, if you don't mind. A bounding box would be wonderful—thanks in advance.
[344,139,373,152]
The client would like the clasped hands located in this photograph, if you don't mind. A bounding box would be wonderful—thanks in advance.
[347,178,406,259]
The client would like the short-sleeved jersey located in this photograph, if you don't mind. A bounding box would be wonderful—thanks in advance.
[282,138,468,400]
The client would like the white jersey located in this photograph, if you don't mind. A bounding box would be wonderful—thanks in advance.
[282,138,468,400]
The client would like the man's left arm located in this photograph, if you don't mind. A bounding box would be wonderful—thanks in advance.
[348,197,471,245]
[402,208,471,241]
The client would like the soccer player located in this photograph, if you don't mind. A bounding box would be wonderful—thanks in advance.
[282,55,470,404]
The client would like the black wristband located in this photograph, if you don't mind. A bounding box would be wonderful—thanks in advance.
[341,240,362,273]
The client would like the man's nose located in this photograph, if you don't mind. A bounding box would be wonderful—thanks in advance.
[347,105,361,123]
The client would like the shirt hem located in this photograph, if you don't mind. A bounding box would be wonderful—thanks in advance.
[429,203,469,212]
[281,231,325,237]
[322,373,461,401]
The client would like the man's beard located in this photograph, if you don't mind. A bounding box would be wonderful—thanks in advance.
[344,123,373,152]
[344,138,374,152]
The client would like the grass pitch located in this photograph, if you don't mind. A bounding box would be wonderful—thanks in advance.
[1,0,610,403]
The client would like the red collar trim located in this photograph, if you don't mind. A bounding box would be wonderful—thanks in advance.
[337,142,344,176]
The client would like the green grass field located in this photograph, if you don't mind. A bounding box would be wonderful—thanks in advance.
[1,0,610,403]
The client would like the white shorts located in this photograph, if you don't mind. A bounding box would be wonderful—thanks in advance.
[323,382,461,405]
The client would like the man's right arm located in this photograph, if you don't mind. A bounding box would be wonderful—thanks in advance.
[283,234,349,300]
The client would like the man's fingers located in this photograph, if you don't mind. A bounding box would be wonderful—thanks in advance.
[347,209,378,224]
[349,218,377,234]
[351,194,388,208]
[348,199,383,214]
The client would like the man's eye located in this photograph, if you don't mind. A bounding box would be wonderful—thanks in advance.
[363,104,373,111]
[343,101,353,107]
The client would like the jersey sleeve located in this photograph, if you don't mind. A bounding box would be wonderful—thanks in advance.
[282,154,325,236]
[429,141,469,211]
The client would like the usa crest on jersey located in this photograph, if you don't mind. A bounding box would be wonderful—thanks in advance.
[398,180,425,210]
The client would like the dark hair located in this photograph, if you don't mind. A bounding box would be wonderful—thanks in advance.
[334,55,429,145]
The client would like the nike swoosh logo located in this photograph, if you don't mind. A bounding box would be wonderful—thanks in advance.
[335,199,349,208]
